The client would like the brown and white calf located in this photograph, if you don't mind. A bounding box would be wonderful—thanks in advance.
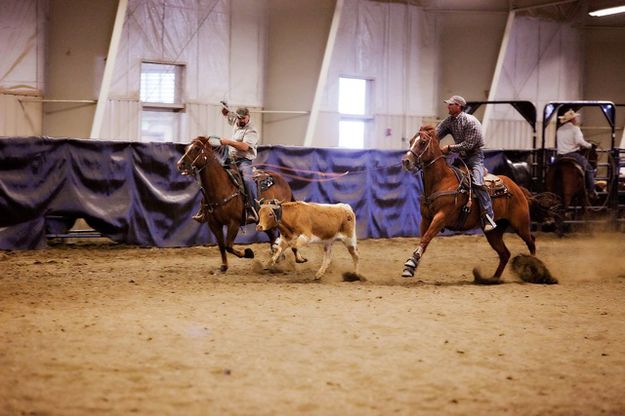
[256,200,359,279]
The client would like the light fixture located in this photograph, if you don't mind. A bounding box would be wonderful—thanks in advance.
[589,5,625,17]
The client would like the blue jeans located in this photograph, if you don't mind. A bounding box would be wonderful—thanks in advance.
[236,159,258,206]
[560,152,595,192]
[463,152,495,219]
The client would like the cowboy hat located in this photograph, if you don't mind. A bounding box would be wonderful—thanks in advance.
[443,95,466,106]
[558,109,580,123]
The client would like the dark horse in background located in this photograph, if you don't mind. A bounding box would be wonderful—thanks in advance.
[177,136,306,271]
[545,145,598,222]
[401,125,538,284]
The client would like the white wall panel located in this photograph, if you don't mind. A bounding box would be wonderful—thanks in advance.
[0,0,46,136]
[101,0,266,141]
[101,99,141,141]
[0,94,42,136]
[486,16,581,149]
[317,0,438,149]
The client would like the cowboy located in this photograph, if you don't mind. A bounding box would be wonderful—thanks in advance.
[193,106,259,223]
[555,109,597,199]
[437,95,497,232]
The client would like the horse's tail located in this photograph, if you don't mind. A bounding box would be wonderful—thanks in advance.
[520,186,563,224]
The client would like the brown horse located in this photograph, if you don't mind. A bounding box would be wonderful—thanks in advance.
[401,125,536,284]
[176,136,305,271]
[545,146,598,220]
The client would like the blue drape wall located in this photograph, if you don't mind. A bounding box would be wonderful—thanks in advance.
[0,137,519,250]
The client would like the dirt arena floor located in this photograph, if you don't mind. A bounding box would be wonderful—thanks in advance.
[2,230,625,415]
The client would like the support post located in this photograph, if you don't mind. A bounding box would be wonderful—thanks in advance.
[303,0,343,147]
[90,0,128,139]
[482,10,515,139]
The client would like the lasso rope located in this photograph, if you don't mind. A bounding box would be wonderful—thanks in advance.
[253,162,403,182]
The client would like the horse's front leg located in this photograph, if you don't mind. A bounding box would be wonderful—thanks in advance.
[402,211,447,278]
[225,220,254,259]
[207,221,229,272]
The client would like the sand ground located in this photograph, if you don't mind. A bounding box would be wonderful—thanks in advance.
[2,231,625,415]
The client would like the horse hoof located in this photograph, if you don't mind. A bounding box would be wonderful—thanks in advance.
[220,265,228,272]
[472,268,501,285]
[401,268,415,278]
[295,257,308,264]
[244,248,254,259]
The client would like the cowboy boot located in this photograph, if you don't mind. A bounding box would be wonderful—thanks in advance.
[245,204,259,224]
[482,213,497,232]
[192,203,207,223]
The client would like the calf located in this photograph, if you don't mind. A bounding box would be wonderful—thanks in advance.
[256,200,359,279]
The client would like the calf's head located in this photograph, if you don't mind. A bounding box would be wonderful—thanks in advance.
[256,199,283,232]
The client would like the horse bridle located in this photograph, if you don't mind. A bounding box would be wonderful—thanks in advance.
[185,139,211,174]
[406,131,445,171]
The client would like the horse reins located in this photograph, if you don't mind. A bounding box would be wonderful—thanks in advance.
[186,139,241,212]
[408,130,473,208]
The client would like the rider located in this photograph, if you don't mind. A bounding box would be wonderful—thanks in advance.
[193,106,259,223]
[437,95,497,232]
[556,109,598,200]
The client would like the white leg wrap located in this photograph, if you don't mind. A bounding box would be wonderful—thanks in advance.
[402,246,423,278]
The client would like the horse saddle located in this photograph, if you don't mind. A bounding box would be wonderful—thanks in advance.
[223,164,276,195]
[556,156,586,177]
[451,167,510,198]
[223,164,246,194]
[483,173,510,198]
[253,170,277,193]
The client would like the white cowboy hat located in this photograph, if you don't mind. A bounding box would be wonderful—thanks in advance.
[558,109,580,123]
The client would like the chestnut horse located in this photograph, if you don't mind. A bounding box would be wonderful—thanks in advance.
[401,125,536,284]
[177,136,305,272]
[545,146,598,218]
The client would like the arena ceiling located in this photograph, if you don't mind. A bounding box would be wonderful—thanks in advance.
[371,0,625,27]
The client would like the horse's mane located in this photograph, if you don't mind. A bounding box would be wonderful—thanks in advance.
[420,124,436,135]
[410,124,438,146]
[192,136,229,163]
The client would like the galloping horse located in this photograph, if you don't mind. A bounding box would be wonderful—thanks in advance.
[401,125,536,284]
[177,136,305,271]
[545,146,598,217]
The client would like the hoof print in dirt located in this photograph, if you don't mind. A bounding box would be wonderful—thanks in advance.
[342,272,366,282]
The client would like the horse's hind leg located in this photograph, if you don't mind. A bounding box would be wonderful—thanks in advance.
[291,248,307,263]
[511,222,536,255]
[474,226,509,284]
[509,206,536,255]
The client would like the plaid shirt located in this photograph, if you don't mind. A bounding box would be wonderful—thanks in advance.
[436,111,484,157]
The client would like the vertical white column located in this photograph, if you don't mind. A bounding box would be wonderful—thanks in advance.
[482,10,515,140]
[90,0,128,139]
[303,0,344,147]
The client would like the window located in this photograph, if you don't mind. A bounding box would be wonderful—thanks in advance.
[140,62,184,142]
[338,77,371,148]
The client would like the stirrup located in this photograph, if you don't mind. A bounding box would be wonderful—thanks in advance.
[245,205,259,223]
[483,214,497,232]
[192,206,207,223]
